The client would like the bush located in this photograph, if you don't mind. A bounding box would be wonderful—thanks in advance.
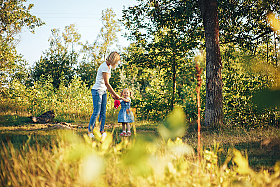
[222,47,280,128]
[0,76,117,123]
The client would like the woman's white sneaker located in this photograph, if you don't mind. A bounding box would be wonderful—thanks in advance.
[88,133,95,139]
[101,132,107,138]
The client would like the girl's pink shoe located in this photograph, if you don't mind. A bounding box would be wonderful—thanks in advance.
[120,132,126,136]
[126,132,131,136]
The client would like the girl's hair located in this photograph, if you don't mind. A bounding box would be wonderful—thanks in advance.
[120,88,134,99]
[106,52,120,69]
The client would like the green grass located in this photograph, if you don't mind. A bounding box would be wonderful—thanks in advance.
[0,114,33,127]
[1,113,279,171]
[185,125,280,171]
[1,113,280,186]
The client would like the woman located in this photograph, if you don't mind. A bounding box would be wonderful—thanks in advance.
[88,51,121,139]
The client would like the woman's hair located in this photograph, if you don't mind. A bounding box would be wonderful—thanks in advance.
[120,88,134,99]
[106,51,120,69]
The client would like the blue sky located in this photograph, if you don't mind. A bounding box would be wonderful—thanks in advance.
[16,0,138,66]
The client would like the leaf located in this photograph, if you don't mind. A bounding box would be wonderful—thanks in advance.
[65,144,93,162]
[232,149,252,175]
[123,136,153,176]
[167,138,193,156]
[252,89,280,108]
[79,154,104,183]
[274,161,280,173]
[158,106,187,140]
[101,132,113,151]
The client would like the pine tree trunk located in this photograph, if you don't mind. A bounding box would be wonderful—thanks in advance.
[198,0,223,127]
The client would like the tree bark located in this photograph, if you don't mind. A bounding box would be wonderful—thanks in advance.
[198,0,223,126]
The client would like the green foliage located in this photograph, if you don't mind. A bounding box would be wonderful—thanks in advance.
[0,76,93,122]
[78,8,121,88]
[218,0,280,50]
[54,76,92,122]
[31,25,80,89]
[222,45,280,127]
[120,44,199,122]
[253,89,280,108]
[122,1,201,110]
[0,0,44,88]
[75,59,97,88]
[158,107,187,141]
[122,0,202,49]
[0,0,44,35]
[97,8,121,57]
[1,79,30,114]
[27,76,55,115]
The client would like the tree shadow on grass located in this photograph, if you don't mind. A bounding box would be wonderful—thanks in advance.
[0,114,32,127]
[185,125,280,172]
[0,131,57,150]
[219,138,280,171]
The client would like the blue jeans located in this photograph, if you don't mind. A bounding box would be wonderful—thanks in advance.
[88,89,107,132]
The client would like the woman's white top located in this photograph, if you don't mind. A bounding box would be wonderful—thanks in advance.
[92,62,111,91]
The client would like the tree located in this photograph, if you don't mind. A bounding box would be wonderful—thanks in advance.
[78,8,121,87]
[0,0,44,87]
[97,8,121,61]
[218,0,280,51]
[122,0,280,126]
[122,0,201,111]
[119,43,197,121]
[82,8,121,63]
[32,25,81,89]
[198,0,223,126]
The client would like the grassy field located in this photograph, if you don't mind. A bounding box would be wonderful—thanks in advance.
[1,113,279,171]
[1,113,280,186]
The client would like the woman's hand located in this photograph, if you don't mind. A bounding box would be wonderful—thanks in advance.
[112,94,120,100]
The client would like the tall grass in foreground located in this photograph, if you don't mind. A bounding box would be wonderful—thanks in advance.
[1,108,280,186]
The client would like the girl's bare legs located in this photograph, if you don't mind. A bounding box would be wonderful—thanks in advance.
[126,123,131,136]
[127,123,131,132]
[122,123,126,132]
[120,123,127,136]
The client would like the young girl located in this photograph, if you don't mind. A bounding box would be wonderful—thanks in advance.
[88,52,121,139]
[118,88,134,136]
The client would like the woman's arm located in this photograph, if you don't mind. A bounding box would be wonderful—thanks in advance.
[103,72,120,99]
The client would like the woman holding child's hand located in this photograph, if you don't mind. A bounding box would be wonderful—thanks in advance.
[88,52,121,139]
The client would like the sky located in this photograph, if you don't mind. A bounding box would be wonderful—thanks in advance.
[16,0,138,66]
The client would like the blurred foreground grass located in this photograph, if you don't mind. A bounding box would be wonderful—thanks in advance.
[1,107,280,186]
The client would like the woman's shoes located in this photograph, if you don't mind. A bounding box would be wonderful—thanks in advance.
[101,132,107,138]
[88,133,95,139]
[88,132,107,140]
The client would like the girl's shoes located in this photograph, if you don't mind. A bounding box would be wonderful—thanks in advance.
[126,131,131,137]
[120,131,131,137]
[120,132,126,136]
